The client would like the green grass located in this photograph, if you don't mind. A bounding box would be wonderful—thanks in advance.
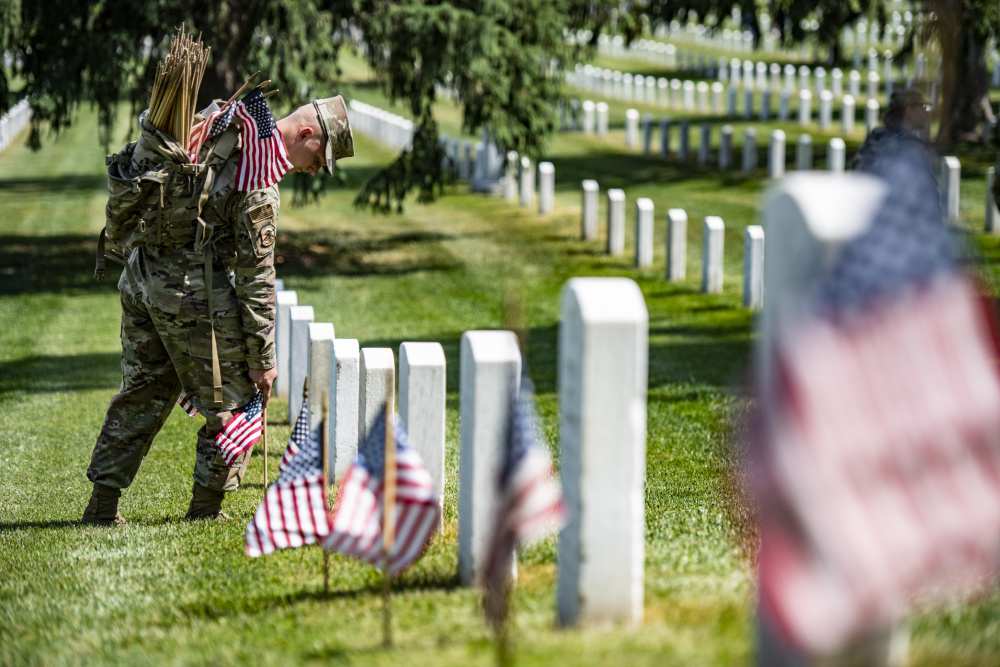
[2,57,1000,665]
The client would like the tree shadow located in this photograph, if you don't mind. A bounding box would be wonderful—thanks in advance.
[0,515,178,533]
[0,352,122,396]
[0,173,106,194]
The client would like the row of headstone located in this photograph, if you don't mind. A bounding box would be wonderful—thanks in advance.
[0,99,30,152]
[500,153,557,215]
[569,66,725,114]
[274,288,449,520]
[720,61,897,100]
[579,182,765,309]
[347,99,414,151]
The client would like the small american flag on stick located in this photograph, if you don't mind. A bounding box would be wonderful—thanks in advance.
[187,100,239,161]
[215,392,265,466]
[481,376,566,627]
[234,89,292,191]
[752,151,1000,654]
[176,391,199,417]
[323,408,440,575]
[245,391,330,557]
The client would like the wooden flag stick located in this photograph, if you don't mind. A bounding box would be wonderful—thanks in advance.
[322,392,331,595]
[382,391,397,648]
[262,407,268,489]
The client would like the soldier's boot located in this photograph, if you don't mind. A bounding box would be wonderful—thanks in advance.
[184,483,230,521]
[81,484,127,526]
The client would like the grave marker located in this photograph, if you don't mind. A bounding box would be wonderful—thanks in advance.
[581,179,599,241]
[276,290,298,398]
[635,198,654,268]
[702,216,725,293]
[359,347,394,442]
[288,305,315,424]
[769,129,786,179]
[667,208,687,282]
[607,189,626,255]
[538,161,555,215]
[399,342,446,527]
[743,226,765,309]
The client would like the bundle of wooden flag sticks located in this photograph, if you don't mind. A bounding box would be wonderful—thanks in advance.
[147,26,211,146]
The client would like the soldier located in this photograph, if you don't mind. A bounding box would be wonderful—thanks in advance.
[82,95,354,524]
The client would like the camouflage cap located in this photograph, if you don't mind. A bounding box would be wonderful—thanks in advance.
[312,95,355,175]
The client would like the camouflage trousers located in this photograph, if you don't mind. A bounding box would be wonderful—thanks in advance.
[87,259,257,492]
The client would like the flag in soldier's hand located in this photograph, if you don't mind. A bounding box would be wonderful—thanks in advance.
[323,408,439,575]
[751,150,1000,654]
[481,376,566,627]
[215,392,265,466]
[245,391,330,557]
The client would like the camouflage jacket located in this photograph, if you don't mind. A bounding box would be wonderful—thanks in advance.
[124,115,279,371]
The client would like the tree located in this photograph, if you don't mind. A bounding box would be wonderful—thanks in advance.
[0,0,609,211]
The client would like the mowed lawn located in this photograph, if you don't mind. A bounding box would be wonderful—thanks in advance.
[2,77,1000,664]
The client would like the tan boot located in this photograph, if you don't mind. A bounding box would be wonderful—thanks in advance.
[81,484,127,526]
[184,483,229,521]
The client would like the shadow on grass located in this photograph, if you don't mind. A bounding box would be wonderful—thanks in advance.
[0,229,462,297]
[0,515,178,532]
[0,173,106,194]
[0,352,122,396]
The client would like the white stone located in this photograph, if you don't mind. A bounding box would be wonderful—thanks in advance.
[797,134,813,170]
[702,216,725,293]
[274,278,284,292]
[275,290,298,398]
[635,198,654,268]
[538,161,555,215]
[607,189,626,255]
[798,89,812,126]
[866,99,880,133]
[719,125,733,169]
[941,155,961,225]
[743,225,765,309]
[504,151,519,201]
[760,89,771,121]
[288,305,315,424]
[666,208,687,282]
[867,70,880,100]
[769,130,786,179]
[742,128,758,174]
[698,124,711,165]
[581,179,599,241]
[987,167,1000,234]
[307,322,336,467]
[828,138,846,173]
[778,89,790,121]
[595,102,609,135]
[459,330,521,585]
[557,278,648,627]
[625,109,640,148]
[683,80,696,110]
[743,87,754,119]
[399,342,446,526]
[519,156,534,207]
[359,347,395,443]
[849,69,861,97]
[332,338,360,481]
[842,95,856,134]
[582,100,596,134]
[697,81,710,111]
[712,82,725,113]
[819,90,833,130]
[832,68,843,97]
[727,84,738,116]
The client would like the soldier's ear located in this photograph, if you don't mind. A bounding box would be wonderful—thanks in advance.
[297,126,315,141]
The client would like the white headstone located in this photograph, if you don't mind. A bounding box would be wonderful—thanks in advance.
[274,278,284,292]
[798,89,812,126]
[760,89,772,121]
[288,305,315,423]
[867,70,880,100]
[275,290,298,398]
[359,347,395,443]
[332,338,360,481]
[865,98,880,134]
[519,156,534,207]
[727,84,738,116]
[581,179,599,241]
[538,161,555,215]
[666,208,687,282]
[697,81,710,111]
[720,125,734,169]
[941,155,961,225]
[504,151,518,201]
[595,102,609,136]
[307,322,336,465]
[683,80,696,110]
[399,342,446,527]
[828,138,846,173]
[742,127,758,174]
[625,109,640,148]
[819,90,833,130]
[832,68,843,97]
[849,69,861,97]
[712,82,725,113]
[797,134,813,170]
[698,124,711,165]
[702,216,725,293]
[557,278,648,627]
[769,129,786,179]
[635,198,654,268]
[987,167,1000,234]
[459,330,521,585]
[842,95,856,135]
[743,88,754,119]
[743,225,765,310]
[582,100,596,134]
[778,89,790,121]
[607,189,626,255]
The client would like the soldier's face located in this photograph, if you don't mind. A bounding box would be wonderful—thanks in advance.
[286,126,326,176]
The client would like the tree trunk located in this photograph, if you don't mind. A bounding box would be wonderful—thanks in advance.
[933,1,992,145]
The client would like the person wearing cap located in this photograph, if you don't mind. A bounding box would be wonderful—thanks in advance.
[852,89,936,175]
[82,94,355,525]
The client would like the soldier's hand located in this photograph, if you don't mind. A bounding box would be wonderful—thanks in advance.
[249,367,278,405]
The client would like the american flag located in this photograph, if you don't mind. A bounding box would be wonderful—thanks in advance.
[481,376,566,627]
[234,89,293,192]
[245,393,331,557]
[753,148,1000,654]
[176,391,199,417]
[187,100,239,161]
[323,408,440,575]
[215,392,265,466]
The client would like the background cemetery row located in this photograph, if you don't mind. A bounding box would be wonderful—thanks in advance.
[2,16,1000,665]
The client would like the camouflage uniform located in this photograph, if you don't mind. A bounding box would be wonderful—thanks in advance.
[86,116,279,495]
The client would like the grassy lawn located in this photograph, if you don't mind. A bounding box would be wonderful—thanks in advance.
[2,52,1000,665]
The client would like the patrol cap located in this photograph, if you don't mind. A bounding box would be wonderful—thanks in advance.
[312,95,355,175]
